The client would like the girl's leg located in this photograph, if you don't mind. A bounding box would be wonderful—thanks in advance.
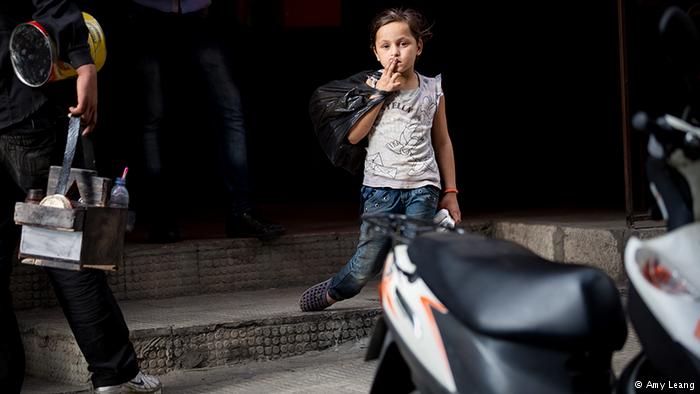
[328,187,402,301]
[301,185,439,311]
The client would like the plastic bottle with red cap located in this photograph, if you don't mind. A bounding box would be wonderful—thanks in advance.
[108,167,129,208]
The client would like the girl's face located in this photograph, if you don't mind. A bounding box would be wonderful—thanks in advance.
[373,21,422,75]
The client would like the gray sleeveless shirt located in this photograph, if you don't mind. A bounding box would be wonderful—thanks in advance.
[363,72,443,189]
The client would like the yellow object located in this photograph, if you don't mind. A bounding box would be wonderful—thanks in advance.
[51,13,107,82]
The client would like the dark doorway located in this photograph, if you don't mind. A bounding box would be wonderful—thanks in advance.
[88,1,624,219]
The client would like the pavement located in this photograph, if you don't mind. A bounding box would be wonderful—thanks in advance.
[22,339,376,394]
[149,306,643,394]
[156,339,375,394]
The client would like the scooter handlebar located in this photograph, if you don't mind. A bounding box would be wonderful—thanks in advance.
[632,111,700,156]
[361,212,461,244]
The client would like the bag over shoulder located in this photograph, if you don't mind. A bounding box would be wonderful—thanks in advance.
[309,70,387,174]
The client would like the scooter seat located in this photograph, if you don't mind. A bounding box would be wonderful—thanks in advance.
[408,232,627,350]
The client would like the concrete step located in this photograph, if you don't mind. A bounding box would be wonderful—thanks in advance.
[23,326,640,394]
[492,220,666,284]
[11,230,360,310]
[17,284,381,387]
[12,218,656,310]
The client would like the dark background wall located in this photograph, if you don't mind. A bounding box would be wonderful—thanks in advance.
[85,0,625,217]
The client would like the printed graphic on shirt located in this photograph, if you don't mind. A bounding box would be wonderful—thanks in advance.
[408,160,437,176]
[385,96,436,156]
[366,153,397,179]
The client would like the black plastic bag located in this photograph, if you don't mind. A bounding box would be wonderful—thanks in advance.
[309,70,387,174]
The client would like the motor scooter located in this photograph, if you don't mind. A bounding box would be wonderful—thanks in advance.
[363,213,628,393]
[617,111,700,393]
[616,6,700,391]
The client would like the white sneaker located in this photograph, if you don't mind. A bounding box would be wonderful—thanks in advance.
[94,371,162,393]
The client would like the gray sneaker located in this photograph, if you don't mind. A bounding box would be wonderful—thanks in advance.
[94,371,162,393]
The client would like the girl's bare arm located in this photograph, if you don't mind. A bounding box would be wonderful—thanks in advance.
[431,97,461,223]
[347,96,384,144]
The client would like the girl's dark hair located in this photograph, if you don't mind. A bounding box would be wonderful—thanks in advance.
[370,8,433,49]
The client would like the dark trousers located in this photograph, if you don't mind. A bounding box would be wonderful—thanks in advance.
[0,113,139,391]
[130,5,253,224]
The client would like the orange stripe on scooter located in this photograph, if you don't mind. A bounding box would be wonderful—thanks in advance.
[420,296,450,371]
[695,320,700,340]
[380,271,397,316]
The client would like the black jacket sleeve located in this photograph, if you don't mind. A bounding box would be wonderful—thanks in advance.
[309,70,388,175]
[32,0,92,68]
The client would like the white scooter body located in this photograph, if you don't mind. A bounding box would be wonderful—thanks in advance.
[625,223,700,360]
[379,244,457,392]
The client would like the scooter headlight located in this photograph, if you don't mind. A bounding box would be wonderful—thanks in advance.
[638,254,699,297]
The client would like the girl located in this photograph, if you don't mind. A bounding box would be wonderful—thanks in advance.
[301,8,461,311]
